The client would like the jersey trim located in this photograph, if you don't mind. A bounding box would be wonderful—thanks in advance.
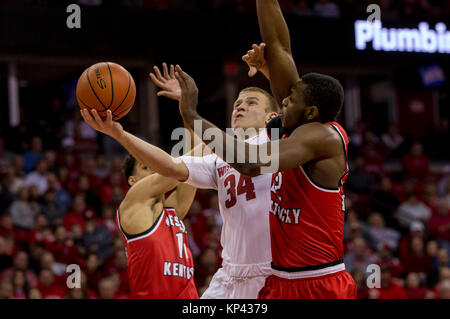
[271,262,346,279]
[117,208,165,242]
[329,124,350,187]
[271,258,344,273]
[299,165,340,193]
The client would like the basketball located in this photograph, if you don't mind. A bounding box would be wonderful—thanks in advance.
[76,62,136,120]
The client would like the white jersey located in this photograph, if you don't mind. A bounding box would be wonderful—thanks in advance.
[180,130,272,278]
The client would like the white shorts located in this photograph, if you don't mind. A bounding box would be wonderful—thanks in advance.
[200,262,271,299]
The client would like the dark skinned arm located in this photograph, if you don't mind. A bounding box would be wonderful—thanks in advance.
[256,0,300,106]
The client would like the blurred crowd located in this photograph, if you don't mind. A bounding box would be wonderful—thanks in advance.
[0,108,449,299]
[344,119,450,299]
[10,0,450,21]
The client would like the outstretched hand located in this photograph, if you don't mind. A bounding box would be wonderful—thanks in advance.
[80,109,124,140]
[242,43,267,77]
[149,63,181,101]
[174,65,198,116]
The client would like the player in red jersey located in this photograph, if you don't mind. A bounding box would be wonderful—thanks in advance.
[117,154,198,299]
[171,0,357,299]
[81,108,198,299]
[118,153,198,299]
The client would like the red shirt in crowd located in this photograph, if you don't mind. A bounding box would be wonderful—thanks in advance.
[402,154,430,179]
[428,210,450,242]
[372,282,408,299]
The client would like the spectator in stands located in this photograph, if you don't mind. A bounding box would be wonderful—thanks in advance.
[402,142,430,180]
[344,237,376,274]
[77,175,102,215]
[84,253,105,291]
[382,123,404,158]
[368,266,407,299]
[11,269,28,299]
[37,269,66,299]
[373,244,403,278]
[97,277,120,299]
[428,198,450,254]
[40,189,65,227]
[83,217,113,259]
[24,159,49,196]
[404,272,430,299]
[203,193,222,229]
[194,247,220,290]
[423,180,439,207]
[370,176,400,227]
[27,287,42,299]
[99,172,126,205]
[402,237,433,278]
[187,200,210,250]
[292,0,313,16]
[101,204,119,235]
[0,172,14,213]
[2,251,38,288]
[63,193,94,231]
[10,187,39,230]
[48,172,72,212]
[395,192,431,230]
[0,236,13,271]
[313,0,340,18]
[366,212,400,250]
[347,157,377,194]
[0,278,13,299]
[350,268,368,299]
[24,137,44,173]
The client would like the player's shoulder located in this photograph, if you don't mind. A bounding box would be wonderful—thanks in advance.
[291,122,338,143]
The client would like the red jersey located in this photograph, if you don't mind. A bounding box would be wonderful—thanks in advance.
[117,207,198,299]
[269,122,349,270]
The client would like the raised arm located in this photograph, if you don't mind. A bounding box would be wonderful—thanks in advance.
[81,109,190,181]
[164,183,197,220]
[256,0,300,106]
[176,66,336,177]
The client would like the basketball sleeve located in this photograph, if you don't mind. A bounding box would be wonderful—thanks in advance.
[178,154,218,190]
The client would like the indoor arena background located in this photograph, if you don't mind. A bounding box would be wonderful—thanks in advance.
[0,0,449,299]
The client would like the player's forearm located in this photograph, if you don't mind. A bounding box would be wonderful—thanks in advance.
[116,131,188,180]
[260,65,270,81]
[256,0,291,52]
[181,110,264,177]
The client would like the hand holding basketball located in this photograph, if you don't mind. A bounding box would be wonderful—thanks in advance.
[80,109,124,140]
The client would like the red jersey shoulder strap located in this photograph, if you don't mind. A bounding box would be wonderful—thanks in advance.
[326,122,350,186]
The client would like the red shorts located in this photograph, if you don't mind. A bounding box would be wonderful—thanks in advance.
[258,270,357,299]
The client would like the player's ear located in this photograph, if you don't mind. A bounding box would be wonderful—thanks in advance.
[265,112,278,125]
[128,176,136,187]
[305,106,319,121]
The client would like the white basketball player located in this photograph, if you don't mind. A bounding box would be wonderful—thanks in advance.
[81,45,278,299]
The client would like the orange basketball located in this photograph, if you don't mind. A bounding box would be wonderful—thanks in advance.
[76,62,136,120]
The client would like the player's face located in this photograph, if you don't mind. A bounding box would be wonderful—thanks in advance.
[129,162,154,186]
[231,91,271,131]
[280,81,309,133]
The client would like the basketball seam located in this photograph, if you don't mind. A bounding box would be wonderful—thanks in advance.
[110,73,131,115]
[105,62,114,110]
[86,67,107,110]
[78,96,92,109]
